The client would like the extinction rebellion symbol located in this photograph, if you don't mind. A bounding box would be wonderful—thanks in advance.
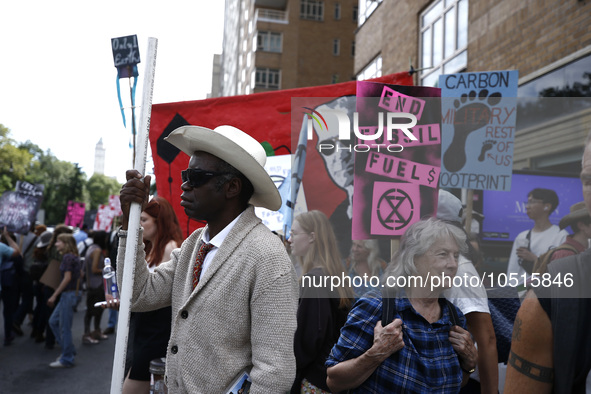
[376,188,415,231]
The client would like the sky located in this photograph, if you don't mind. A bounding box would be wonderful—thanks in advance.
[0,1,226,183]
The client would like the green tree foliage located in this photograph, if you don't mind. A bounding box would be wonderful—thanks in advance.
[36,158,85,225]
[0,124,33,194]
[0,124,122,226]
[87,173,122,210]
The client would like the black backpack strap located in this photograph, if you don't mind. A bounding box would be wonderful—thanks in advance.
[381,287,397,326]
[82,238,93,258]
[525,230,532,249]
[446,299,460,326]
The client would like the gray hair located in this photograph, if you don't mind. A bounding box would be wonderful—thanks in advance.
[382,217,468,287]
[351,239,383,277]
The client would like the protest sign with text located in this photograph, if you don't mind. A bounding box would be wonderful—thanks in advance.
[0,182,44,234]
[352,81,441,238]
[439,70,519,191]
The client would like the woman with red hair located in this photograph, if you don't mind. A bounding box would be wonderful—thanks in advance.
[123,196,183,394]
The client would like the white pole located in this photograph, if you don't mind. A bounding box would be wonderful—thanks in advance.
[110,37,158,394]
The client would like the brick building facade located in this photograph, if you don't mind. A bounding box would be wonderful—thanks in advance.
[356,0,591,173]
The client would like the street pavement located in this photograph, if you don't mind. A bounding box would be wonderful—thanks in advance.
[0,302,119,394]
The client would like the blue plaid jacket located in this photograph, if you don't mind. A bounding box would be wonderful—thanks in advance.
[326,291,466,393]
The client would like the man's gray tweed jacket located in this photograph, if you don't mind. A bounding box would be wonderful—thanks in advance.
[117,206,298,393]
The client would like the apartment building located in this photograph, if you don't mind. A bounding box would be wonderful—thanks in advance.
[219,0,358,96]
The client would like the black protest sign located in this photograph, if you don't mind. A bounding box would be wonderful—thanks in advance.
[111,34,141,77]
[15,181,44,198]
[0,191,43,234]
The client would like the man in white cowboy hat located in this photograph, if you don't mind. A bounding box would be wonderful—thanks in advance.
[117,125,298,393]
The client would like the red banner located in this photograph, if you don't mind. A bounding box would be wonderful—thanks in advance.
[149,73,413,238]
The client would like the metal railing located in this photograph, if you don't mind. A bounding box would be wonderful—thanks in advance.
[255,8,288,24]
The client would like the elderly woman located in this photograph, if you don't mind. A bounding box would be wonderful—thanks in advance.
[326,218,478,393]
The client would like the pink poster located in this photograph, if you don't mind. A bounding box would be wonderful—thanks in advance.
[64,201,85,228]
[352,82,441,239]
[356,123,441,148]
[365,152,440,187]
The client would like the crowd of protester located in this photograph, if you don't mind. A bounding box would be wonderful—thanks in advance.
[0,223,120,360]
[1,188,589,391]
[1,127,590,392]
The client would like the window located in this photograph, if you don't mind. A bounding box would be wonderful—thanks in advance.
[301,0,324,21]
[334,3,341,20]
[358,0,382,26]
[255,68,281,89]
[331,74,339,84]
[352,5,358,22]
[351,40,356,57]
[517,53,591,129]
[257,31,282,52]
[419,0,468,87]
[357,55,382,80]
[333,39,340,56]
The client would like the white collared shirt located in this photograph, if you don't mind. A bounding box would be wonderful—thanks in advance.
[198,211,244,279]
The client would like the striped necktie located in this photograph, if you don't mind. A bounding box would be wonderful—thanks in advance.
[192,242,214,289]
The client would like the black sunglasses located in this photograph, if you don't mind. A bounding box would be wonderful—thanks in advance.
[181,169,231,188]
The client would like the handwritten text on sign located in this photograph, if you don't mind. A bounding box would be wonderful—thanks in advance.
[439,70,518,191]
[111,35,140,68]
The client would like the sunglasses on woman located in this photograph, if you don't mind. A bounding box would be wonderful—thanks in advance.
[181,169,231,188]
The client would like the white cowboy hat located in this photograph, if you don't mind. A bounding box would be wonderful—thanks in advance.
[164,125,281,211]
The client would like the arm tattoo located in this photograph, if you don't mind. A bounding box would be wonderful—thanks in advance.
[512,317,522,342]
[508,351,554,383]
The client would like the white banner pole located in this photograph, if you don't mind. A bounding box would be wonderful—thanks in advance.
[110,37,158,394]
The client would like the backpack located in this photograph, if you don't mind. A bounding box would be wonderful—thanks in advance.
[77,238,93,263]
[532,243,579,274]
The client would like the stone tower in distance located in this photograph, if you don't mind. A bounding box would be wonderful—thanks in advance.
[94,138,105,175]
